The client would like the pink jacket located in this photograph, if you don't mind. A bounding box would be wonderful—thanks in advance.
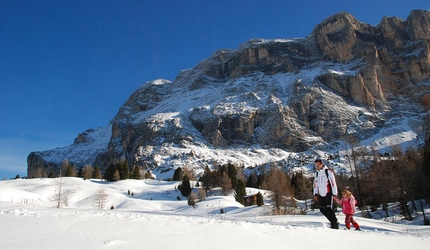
[335,195,357,215]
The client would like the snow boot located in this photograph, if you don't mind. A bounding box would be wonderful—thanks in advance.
[330,221,339,229]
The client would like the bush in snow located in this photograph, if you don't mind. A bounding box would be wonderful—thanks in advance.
[188,192,196,208]
[180,176,192,197]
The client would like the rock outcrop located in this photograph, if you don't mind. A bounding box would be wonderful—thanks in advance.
[28,10,430,178]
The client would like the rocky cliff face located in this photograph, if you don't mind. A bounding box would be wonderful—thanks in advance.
[28,10,430,178]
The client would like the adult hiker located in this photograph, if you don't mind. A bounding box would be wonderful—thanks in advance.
[313,159,339,229]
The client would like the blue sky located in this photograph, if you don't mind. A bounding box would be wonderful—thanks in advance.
[1,0,429,179]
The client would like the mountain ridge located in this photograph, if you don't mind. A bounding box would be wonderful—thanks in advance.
[27,10,430,179]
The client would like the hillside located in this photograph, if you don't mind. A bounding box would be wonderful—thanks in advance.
[1,178,429,250]
[27,10,430,178]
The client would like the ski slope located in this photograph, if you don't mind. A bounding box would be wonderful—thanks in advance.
[0,178,429,250]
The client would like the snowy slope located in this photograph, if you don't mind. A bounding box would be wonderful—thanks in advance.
[1,178,429,250]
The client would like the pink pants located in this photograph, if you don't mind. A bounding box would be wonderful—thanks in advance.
[345,214,360,229]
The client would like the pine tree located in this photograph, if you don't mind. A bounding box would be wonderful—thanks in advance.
[227,163,238,189]
[201,166,212,191]
[210,170,220,189]
[65,165,74,177]
[423,134,430,198]
[104,164,116,181]
[246,171,258,188]
[256,192,264,207]
[180,175,192,197]
[132,166,141,179]
[48,171,56,178]
[173,167,183,181]
[123,160,130,179]
[77,168,84,178]
[118,160,129,180]
[144,171,153,179]
[290,171,312,200]
[234,179,246,205]
[257,174,265,189]
[92,166,102,179]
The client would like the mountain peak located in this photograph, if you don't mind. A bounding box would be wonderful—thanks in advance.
[317,12,360,27]
[406,9,430,41]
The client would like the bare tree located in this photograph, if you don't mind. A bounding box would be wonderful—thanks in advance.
[54,177,64,208]
[82,165,93,180]
[219,172,232,196]
[262,164,293,215]
[94,187,108,209]
[65,164,78,177]
[389,145,412,220]
[197,188,206,201]
[183,166,196,181]
[345,135,363,207]
[61,159,71,176]
[112,170,120,182]
[33,167,45,178]
[236,166,245,182]
[188,192,197,208]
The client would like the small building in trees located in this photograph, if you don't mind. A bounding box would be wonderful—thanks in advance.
[244,192,259,207]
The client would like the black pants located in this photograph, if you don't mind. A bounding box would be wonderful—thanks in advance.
[318,193,338,228]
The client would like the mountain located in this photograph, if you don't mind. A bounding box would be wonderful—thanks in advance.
[28,10,430,179]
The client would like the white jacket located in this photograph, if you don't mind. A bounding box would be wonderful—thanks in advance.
[313,166,338,197]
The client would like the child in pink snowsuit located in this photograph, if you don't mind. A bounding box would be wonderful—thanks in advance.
[334,189,360,230]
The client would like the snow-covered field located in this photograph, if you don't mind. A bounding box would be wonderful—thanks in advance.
[1,178,429,250]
